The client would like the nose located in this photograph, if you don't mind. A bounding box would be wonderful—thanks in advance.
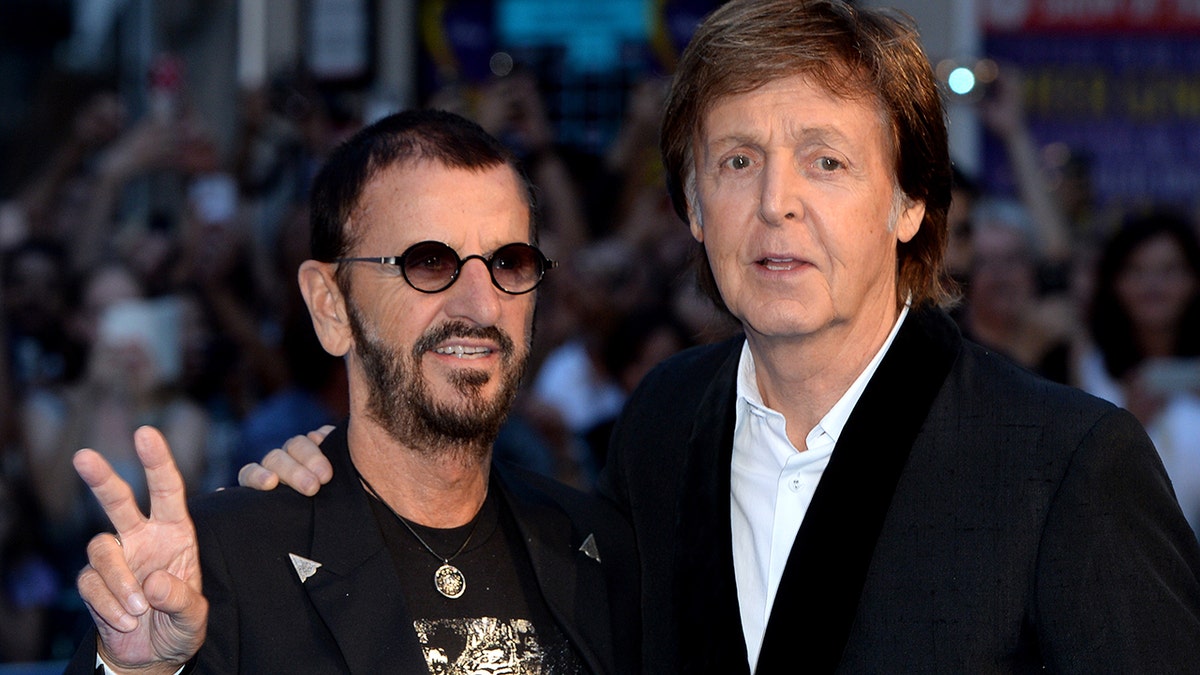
[442,256,502,325]
[758,156,801,226]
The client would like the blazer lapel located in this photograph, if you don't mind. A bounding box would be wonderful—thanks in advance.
[673,338,752,675]
[755,308,960,673]
[302,427,428,674]
[497,469,615,675]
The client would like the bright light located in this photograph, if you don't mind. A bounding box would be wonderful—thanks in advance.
[947,66,977,95]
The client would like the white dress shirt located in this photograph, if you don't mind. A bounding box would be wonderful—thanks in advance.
[731,306,909,671]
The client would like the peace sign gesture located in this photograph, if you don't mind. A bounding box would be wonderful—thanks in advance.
[73,426,207,673]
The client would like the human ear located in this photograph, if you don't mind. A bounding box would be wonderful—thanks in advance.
[689,211,704,243]
[684,168,704,243]
[895,198,925,244]
[687,192,705,243]
[298,260,353,357]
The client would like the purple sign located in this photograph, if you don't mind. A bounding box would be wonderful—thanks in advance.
[983,32,1200,212]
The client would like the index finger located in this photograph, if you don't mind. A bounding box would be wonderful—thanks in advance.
[74,448,146,535]
[132,426,190,525]
[260,447,321,496]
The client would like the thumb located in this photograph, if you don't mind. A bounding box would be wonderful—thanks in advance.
[143,570,208,656]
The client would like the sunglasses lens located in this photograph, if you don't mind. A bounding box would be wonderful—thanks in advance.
[402,241,459,291]
[492,244,543,292]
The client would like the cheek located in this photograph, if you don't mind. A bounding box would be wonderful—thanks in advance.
[703,235,743,286]
[373,297,432,344]
[504,298,537,338]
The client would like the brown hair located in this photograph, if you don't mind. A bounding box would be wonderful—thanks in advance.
[661,0,955,310]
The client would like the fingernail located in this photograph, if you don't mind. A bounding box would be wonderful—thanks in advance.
[301,478,318,495]
[118,613,139,631]
[127,592,148,614]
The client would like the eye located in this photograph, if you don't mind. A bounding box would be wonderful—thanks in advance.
[403,242,458,274]
[816,156,844,171]
[724,154,752,170]
[493,245,538,277]
[493,250,522,270]
[413,253,446,270]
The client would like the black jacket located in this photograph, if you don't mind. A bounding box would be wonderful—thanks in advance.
[600,306,1200,673]
[70,426,640,673]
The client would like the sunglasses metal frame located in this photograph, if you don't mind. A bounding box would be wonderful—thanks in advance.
[335,240,557,295]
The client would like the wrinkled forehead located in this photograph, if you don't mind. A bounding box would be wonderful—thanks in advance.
[350,159,533,244]
[691,73,895,169]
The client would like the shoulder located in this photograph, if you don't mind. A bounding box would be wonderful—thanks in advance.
[942,339,1159,481]
[496,462,627,528]
[956,338,1117,419]
[188,484,314,536]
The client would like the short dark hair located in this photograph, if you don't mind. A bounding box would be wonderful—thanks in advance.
[308,109,535,283]
[661,0,954,311]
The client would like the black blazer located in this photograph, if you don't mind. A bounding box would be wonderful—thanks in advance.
[69,427,640,673]
[600,307,1200,673]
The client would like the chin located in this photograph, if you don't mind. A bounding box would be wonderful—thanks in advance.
[741,306,829,339]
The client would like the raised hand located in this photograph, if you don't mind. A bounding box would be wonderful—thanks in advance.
[237,425,335,495]
[74,426,207,673]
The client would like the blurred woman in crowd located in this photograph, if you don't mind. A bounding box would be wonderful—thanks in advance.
[1075,211,1200,537]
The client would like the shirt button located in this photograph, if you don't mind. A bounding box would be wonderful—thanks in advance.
[788,477,802,493]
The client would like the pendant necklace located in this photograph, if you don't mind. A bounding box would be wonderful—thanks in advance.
[359,473,481,599]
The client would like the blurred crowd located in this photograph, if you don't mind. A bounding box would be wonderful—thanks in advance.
[1,59,1198,663]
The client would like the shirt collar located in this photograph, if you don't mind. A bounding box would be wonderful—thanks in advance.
[736,304,910,446]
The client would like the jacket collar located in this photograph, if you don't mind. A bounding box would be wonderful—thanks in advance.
[756,306,960,673]
[496,467,616,674]
[672,307,961,674]
[304,425,429,673]
[674,336,753,674]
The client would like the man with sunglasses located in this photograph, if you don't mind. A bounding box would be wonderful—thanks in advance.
[65,109,639,674]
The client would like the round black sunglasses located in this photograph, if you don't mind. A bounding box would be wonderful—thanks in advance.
[336,240,557,295]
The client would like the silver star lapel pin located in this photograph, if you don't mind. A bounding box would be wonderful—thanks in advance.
[289,553,322,583]
[579,533,601,563]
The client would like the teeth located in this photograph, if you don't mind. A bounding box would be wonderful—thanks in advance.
[762,258,796,271]
[435,345,490,357]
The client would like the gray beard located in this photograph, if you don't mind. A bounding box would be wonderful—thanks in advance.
[347,305,526,463]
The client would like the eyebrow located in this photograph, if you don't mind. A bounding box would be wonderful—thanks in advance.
[786,124,855,147]
[707,124,855,150]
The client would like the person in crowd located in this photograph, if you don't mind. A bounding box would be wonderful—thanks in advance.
[66,109,639,674]
[1074,210,1200,539]
[247,1,1200,672]
[943,165,979,284]
[976,67,1074,269]
[25,263,211,581]
[953,200,1075,383]
[582,304,694,469]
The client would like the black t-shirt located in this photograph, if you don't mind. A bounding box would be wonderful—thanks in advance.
[367,487,585,674]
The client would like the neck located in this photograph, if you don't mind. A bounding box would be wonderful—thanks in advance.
[745,305,901,447]
[1135,325,1175,359]
[347,417,491,528]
